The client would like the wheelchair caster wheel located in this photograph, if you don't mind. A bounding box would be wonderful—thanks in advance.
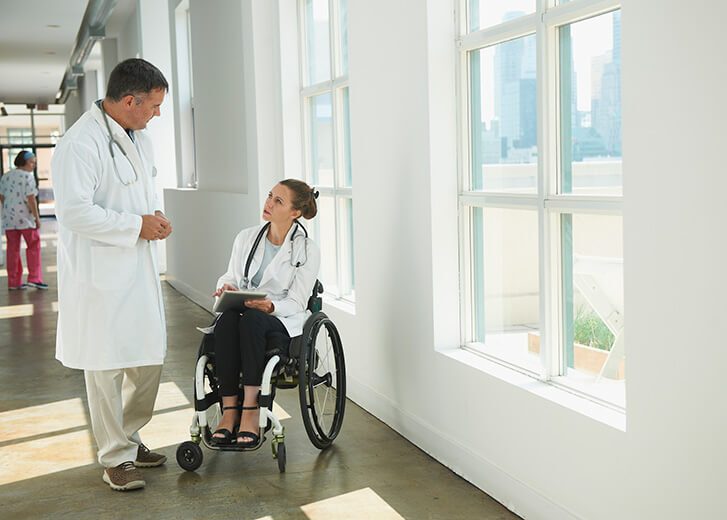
[176,441,203,472]
[276,442,286,473]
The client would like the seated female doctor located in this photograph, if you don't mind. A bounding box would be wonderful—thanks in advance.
[211,179,320,446]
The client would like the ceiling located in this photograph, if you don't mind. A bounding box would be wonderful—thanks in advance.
[0,0,89,105]
[0,0,137,106]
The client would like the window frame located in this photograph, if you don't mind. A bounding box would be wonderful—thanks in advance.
[457,0,623,408]
[298,0,355,302]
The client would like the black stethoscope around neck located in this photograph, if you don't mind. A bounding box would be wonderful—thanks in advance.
[242,220,309,292]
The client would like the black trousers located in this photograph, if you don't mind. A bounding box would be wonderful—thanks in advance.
[214,308,289,396]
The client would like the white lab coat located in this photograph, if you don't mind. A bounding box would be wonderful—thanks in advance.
[216,223,321,337]
[52,102,166,370]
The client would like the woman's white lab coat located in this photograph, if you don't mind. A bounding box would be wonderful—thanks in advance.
[52,102,166,370]
[216,223,321,337]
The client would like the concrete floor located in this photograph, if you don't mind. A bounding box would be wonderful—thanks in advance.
[0,220,518,520]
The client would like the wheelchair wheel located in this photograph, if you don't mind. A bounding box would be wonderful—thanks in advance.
[298,312,346,449]
[176,441,203,472]
[277,443,286,473]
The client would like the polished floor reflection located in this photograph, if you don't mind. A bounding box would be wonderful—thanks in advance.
[0,219,517,519]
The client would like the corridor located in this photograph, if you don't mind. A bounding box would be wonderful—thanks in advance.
[0,220,516,519]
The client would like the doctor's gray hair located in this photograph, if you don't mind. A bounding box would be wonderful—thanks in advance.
[106,58,169,102]
[280,179,318,220]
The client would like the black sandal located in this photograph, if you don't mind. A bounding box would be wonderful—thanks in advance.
[211,405,240,445]
[236,406,261,448]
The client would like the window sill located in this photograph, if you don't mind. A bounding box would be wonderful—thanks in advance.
[322,294,356,316]
[439,347,626,431]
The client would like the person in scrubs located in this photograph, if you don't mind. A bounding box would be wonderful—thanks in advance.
[0,150,46,290]
[52,58,173,491]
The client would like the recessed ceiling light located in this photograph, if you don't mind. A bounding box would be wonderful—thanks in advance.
[46,24,61,29]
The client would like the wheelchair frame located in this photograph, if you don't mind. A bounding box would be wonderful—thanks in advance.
[176,281,346,473]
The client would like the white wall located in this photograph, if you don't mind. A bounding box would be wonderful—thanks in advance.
[188,0,248,193]
[116,3,140,61]
[63,89,84,128]
[163,0,727,518]
[621,0,727,517]
[138,0,179,272]
[165,0,286,300]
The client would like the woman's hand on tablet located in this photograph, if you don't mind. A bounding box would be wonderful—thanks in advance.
[213,283,238,297]
[244,298,274,314]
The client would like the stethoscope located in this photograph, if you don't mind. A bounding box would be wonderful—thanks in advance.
[242,220,309,296]
[98,100,156,186]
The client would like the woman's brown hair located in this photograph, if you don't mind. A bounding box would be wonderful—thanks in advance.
[280,179,318,220]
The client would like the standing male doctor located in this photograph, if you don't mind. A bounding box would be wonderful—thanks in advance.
[52,59,173,491]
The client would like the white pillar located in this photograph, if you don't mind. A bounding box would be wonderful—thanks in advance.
[137,0,178,272]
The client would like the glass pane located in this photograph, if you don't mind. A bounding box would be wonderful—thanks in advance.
[468,0,536,32]
[471,207,540,373]
[561,213,624,404]
[308,93,334,187]
[305,0,331,85]
[314,195,338,296]
[338,87,352,187]
[36,148,55,217]
[337,0,349,76]
[559,11,622,195]
[337,197,354,297]
[470,36,537,192]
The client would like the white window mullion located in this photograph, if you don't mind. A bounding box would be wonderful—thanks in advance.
[301,77,349,98]
[459,13,538,52]
[460,192,538,208]
[537,0,552,380]
[543,0,620,29]
[545,196,623,214]
[459,204,475,345]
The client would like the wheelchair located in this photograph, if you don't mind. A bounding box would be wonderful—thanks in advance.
[175,281,346,473]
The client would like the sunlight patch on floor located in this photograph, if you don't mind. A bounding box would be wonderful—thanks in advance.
[0,268,28,277]
[138,408,195,449]
[273,402,291,420]
[0,304,33,319]
[0,265,55,277]
[0,382,193,485]
[301,488,405,520]
[0,397,87,443]
[0,429,96,486]
[154,381,191,410]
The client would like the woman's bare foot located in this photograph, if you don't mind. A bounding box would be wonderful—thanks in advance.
[212,409,239,439]
[212,397,240,442]
[237,385,261,446]
[237,406,260,444]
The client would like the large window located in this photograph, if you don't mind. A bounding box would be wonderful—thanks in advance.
[299,0,354,301]
[460,0,623,408]
[174,0,197,188]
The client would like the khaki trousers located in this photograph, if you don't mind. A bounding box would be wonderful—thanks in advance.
[84,365,163,468]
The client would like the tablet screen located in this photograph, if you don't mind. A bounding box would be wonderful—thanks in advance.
[213,290,267,313]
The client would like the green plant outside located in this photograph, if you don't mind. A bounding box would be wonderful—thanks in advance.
[573,308,614,351]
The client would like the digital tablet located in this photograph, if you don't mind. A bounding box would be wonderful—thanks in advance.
[212,289,267,313]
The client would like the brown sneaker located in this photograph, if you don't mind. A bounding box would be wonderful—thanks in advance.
[134,443,167,467]
[103,461,146,491]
